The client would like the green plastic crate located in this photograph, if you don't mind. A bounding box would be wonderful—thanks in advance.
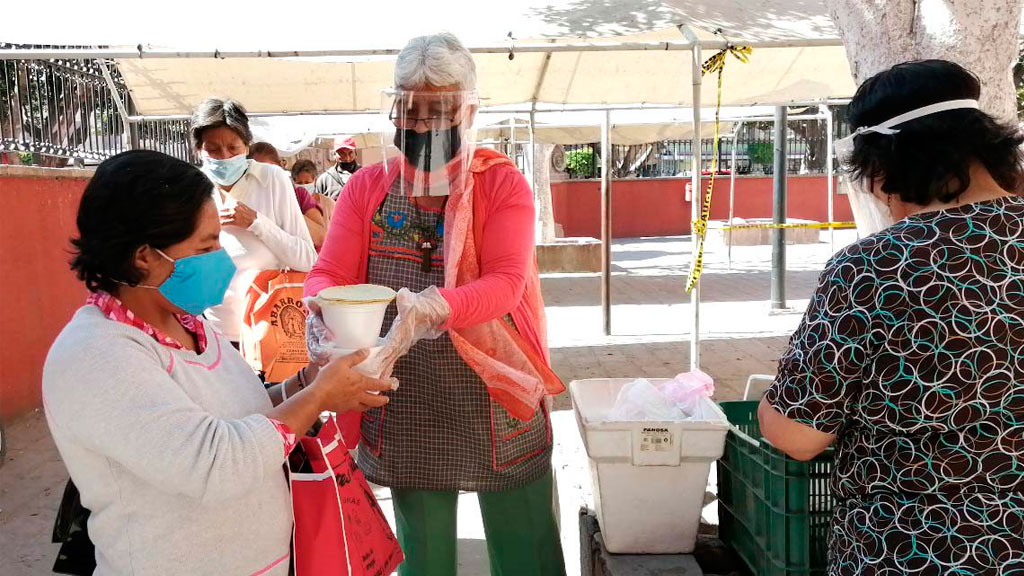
[716,401,834,576]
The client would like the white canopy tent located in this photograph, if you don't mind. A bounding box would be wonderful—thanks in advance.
[3,0,883,370]
[3,1,856,115]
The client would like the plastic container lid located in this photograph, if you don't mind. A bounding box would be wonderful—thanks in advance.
[318,284,397,305]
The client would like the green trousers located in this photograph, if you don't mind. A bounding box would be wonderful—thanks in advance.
[392,472,566,576]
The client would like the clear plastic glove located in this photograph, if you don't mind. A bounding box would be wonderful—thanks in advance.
[304,297,335,367]
[369,286,451,378]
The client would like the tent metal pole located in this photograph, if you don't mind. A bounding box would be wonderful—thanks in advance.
[531,42,556,102]
[0,38,846,61]
[530,110,827,119]
[681,24,701,371]
[124,109,830,123]
[601,109,613,336]
[728,122,743,270]
[711,114,821,122]
[822,104,835,254]
[771,106,788,310]
[510,113,517,163]
[98,59,133,149]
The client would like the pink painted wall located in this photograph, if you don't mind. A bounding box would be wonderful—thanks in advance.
[550,175,853,238]
[0,168,90,421]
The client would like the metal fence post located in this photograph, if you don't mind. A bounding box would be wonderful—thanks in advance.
[771,106,788,310]
[601,110,613,336]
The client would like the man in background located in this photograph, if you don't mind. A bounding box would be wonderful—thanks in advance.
[315,136,360,200]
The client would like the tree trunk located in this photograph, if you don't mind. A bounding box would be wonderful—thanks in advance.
[788,119,827,173]
[533,142,558,243]
[611,144,656,178]
[827,0,1022,121]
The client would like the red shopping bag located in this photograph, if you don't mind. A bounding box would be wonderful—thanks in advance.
[337,411,363,449]
[289,415,403,576]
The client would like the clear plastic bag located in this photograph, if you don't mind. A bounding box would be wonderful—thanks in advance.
[607,378,685,422]
[606,372,716,422]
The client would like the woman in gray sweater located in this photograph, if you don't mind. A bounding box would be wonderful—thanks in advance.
[43,150,394,576]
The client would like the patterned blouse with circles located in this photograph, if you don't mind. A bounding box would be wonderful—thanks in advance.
[767,195,1024,575]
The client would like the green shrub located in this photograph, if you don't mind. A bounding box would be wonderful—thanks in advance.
[565,148,596,178]
[746,142,774,168]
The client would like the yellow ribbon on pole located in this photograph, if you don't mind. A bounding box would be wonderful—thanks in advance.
[686,45,753,293]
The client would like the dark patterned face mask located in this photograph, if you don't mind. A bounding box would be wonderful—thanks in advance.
[394,125,462,174]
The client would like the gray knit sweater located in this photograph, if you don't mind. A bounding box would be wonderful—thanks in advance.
[43,306,292,576]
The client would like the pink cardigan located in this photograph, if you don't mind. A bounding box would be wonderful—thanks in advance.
[305,161,549,364]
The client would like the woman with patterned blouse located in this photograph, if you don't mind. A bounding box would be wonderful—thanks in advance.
[759,60,1024,575]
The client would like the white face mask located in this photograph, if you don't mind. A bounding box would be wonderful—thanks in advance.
[201,152,249,187]
[296,183,316,194]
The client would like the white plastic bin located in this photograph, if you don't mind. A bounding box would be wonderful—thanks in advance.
[570,378,730,554]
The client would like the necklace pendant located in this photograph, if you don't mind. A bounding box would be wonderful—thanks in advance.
[421,241,434,273]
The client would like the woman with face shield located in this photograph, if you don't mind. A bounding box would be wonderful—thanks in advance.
[757,60,1024,574]
[304,33,566,576]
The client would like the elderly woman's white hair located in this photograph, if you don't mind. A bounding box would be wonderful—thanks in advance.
[394,32,477,91]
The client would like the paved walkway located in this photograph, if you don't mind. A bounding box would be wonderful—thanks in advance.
[0,231,857,576]
[546,233,855,408]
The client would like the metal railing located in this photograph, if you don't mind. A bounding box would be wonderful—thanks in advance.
[1,44,194,166]
[135,119,196,164]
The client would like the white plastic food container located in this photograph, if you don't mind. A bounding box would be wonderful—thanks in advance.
[570,378,730,554]
[327,337,387,379]
[317,285,397,350]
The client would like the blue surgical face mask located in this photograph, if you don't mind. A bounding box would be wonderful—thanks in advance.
[143,248,237,315]
[202,153,249,187]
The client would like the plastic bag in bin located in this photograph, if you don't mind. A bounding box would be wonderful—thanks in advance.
[607,378,684,421]
[661,369,714,416]
[607,371,715,422]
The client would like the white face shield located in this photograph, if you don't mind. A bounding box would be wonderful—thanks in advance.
[835,98,980,235]
[381,89,479,197]
[842,175,895,237]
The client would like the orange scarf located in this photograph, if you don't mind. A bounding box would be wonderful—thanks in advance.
[443,148,565,420]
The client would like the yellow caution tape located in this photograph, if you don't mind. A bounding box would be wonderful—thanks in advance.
[701,45,752,76]
[685,45,753,293]
[719,221,856,231]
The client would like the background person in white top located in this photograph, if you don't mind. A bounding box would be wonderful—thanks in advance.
[191,98,317,344]
[248,142,329,250]
[315,136,360,200]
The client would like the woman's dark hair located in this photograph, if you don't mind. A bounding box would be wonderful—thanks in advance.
[847,59,1023,205]
[190,98,253,150]
[291,159,318,180]
[248,141,282,164]
[71,150,214,293]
